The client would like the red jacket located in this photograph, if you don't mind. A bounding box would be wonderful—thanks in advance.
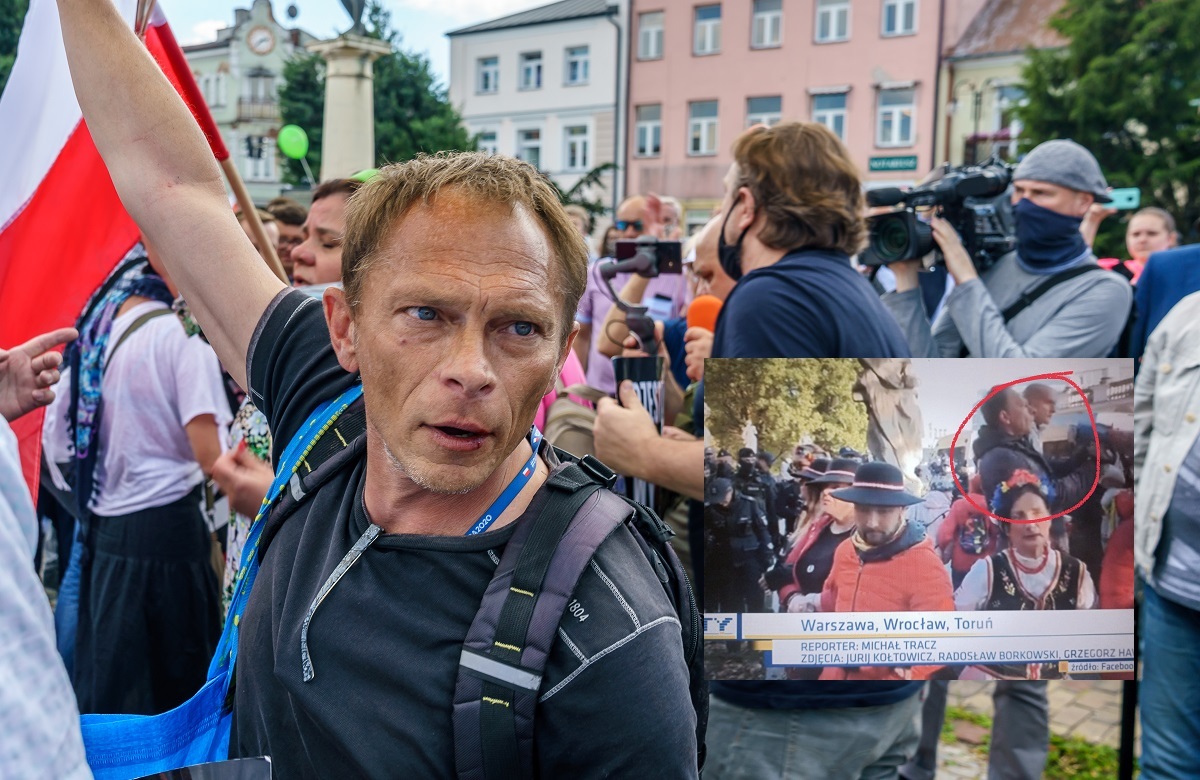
[818,522,954,681]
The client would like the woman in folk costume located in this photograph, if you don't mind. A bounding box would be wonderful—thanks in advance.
[47,242,229,714]
[953,469,1097,680]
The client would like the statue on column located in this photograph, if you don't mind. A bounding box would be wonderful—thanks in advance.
[853,359,924,492]
[339,0,367,35]
[741,420,758,454]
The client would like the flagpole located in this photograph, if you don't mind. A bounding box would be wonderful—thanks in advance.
[138,2,289,284]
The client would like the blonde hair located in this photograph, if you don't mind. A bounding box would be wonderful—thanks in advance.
[341,152,588,340]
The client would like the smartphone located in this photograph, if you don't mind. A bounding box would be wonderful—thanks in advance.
[615,239,684,275]
[1108,188,1140,211]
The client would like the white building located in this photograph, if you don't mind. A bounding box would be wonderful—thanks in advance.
[447,0,622,212]
[183,0,317,204]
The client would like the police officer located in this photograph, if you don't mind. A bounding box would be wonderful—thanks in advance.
[705,477,773,615]
[734,447,781,552]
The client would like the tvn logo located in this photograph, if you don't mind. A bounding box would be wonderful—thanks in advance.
[704,613,739,640]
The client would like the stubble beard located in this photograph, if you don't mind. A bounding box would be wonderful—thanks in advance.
[381,437,480,496]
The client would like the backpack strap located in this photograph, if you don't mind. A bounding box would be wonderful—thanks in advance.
[958,264,1105,356]
[103,307,171,376]
[453,455,628,780]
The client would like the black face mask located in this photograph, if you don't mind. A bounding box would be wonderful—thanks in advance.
[738,460,756,478]
[718,195,752,281]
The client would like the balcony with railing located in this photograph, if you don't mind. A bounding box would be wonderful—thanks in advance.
[238,98,280,122]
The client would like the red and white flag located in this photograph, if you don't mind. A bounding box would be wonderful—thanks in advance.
[0,0,228,498]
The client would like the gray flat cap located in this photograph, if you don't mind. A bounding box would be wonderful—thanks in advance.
[1014,139,1111,202]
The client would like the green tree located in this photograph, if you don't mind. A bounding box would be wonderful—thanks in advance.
[0,0,30,97]
[1018,0,1200,256]
[547,162,617,225]
[279,1,472,185]
[705,359,867,458]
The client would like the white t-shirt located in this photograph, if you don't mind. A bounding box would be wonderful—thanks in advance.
[47,301,230,516]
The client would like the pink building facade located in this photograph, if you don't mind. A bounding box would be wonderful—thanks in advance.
[626,0,987,232]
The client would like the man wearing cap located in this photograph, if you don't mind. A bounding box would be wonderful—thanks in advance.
[705,477,773,616]
[816,462,955,681]
[734,447,780,552]
[884,139,1132,359]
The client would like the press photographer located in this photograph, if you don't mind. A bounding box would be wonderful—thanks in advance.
[877,139,1132,359]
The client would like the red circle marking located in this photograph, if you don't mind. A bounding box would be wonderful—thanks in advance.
[948,372,1101,525]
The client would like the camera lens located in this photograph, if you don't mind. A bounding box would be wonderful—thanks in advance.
[875,216,912,262]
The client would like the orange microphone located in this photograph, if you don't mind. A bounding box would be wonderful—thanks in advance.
[687,294,723,333]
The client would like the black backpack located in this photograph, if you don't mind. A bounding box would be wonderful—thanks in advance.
[255,394,707,778]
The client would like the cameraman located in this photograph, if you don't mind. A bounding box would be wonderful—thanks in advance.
[883,140,1132,358]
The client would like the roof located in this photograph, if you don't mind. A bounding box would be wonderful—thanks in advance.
[447,0,615,37]
[950,0,1068,60]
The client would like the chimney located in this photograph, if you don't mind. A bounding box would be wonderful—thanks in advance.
[235,8,250,26]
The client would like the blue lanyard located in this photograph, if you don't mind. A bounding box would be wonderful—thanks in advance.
[465,426,543,536]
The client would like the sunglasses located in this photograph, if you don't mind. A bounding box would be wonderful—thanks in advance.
[615,220,644,232]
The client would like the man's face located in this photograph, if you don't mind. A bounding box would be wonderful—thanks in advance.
[1002,391,1034,437]
[615,200,649,239]
[691,214,737,300]
[292,192,349,286]
[662,204,681,240]
[855,504,905,546]
[276,222,304,276]
[1025,390,1056,427]
[1011,179,1093,218]
[342,192,572,496]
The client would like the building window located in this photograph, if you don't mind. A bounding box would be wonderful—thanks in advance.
[638,11,664,59]
[199,74,211,104]
[243,135,276,182]
[518,129,542,169]
[477,56,499,93]
[815,0,850,43]
[216,73,227,106]
[565,125,590,171]
[752,0,782,48]
[688,100,718,156]
[746,96,782,127]
[694,5,721,56]
[565,46,589,85]
[635,104,662,157]
[246,68,275,103]
[882,0,917,36]
[477,130,498,155]
[812,93,847,140]
[877,88,915,147]
[519,52,543,90]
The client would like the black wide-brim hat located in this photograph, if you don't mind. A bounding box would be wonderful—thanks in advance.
[807,458,860,486]
[798,457,831,481]
[830,461,924,506]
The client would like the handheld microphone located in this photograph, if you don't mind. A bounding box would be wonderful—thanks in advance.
[687,294,723,333]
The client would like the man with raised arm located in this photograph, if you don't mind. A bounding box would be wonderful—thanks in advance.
[55,1,697,776]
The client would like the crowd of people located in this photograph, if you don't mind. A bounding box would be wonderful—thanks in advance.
[0,0,1180,777]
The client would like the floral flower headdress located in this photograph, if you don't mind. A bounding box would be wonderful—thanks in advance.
[991,469,1055,514]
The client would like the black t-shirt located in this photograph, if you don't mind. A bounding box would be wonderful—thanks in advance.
[712,249,912,359]
[795,525,854,594]
[233,290,697,778]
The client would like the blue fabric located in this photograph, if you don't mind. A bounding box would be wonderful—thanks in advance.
[80,383,365,777]
[64,248,173,514]
[1140,582,1200,779]
[54,533,85,678]
[1131,245,1200,364]
[712,249,911,359]
[662,317,690,391]
[1012,199,1090,274]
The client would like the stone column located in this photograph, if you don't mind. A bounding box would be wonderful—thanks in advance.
[306,34,393,181]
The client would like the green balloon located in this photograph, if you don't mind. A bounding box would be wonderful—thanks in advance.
[277,125,309,160]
